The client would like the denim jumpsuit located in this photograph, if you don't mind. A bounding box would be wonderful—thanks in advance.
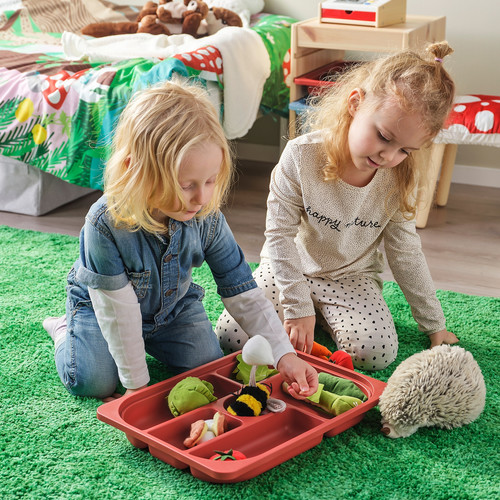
[55,196,257,398]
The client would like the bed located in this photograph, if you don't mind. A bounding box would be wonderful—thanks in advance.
[0,0,296,214]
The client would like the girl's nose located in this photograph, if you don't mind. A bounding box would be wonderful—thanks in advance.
[193,187,208,206]
[380,146,397,163]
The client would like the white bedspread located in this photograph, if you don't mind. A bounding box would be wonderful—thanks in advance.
[62,27,271,139]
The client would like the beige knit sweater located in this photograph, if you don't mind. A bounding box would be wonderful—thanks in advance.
[262,131,446,335]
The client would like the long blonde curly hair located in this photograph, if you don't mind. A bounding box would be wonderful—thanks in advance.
[104,80,233,233]
[304,41,455,218]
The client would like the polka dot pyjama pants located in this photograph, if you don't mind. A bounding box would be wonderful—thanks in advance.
[215,261,398,371]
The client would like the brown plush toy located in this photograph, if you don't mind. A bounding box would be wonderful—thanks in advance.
[81,1,169,37]
[82,0,241,38]
[137,0,160,21]
[205,6,242,35]
[138,14,172,35]
[81,21,140,38]
[157,0,209,36]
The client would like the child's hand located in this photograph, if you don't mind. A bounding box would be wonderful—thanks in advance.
[284,315,316,354]
[277,352,318,398]
[429,329,459,349]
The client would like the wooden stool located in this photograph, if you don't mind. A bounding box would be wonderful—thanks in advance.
[416,95,500,228]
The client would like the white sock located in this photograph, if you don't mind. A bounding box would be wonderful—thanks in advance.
[43,315,67,350]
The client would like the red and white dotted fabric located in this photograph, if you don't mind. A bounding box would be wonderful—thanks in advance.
[434,94,500,147]
[282,49,292,87]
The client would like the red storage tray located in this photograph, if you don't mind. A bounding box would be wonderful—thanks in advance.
[294,60,360,94]
[97,351,386,483]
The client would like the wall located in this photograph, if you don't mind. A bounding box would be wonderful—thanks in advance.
[243,0,500,185]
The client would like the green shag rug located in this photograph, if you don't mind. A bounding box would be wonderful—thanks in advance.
[1,226,499,500]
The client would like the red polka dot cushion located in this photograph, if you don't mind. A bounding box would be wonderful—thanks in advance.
[434,94,500,147]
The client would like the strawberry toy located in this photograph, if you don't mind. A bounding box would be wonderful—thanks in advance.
[210,449,246,461]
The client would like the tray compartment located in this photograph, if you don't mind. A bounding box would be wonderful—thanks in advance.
[190,373,243,399]
[222,368,373,423]
[214,354,279,384]
[221,372,285,416]
[118,373,241,431]
[119,391,172,431]
[147,407,242,450]
[187,406,324,460]
[214,361,239,379]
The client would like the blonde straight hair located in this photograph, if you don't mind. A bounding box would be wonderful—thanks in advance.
[104,80,233,233]
[304,41,455,219]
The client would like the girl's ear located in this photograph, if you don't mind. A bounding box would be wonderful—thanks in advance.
[124,156,131,168]
[348,88,364,116]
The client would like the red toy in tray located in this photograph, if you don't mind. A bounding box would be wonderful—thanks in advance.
[97,344,386,483]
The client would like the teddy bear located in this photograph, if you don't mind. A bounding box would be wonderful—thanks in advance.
[137,0,160,21]
[81,0,241,39]
[156,0,209,36]
[203,0,264,27]
[81,1,171,38]
[138,14,172,35]
[203,6,242,35]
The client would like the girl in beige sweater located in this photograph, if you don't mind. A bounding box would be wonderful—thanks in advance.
[217,42,459,371]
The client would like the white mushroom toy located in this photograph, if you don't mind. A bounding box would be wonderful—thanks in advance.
[227,335,287,416]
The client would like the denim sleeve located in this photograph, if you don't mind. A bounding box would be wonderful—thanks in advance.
[203,212,257,298]
[76,216,129,291]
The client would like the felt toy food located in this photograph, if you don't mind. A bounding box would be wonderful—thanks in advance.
[210,449,247,461]
[167,376,217,417]
[226,335,286,416]
[311,342,354,370]
[232,353,278,385]
[317,372,367,401]
[379,345,486,438]
[183,411,227,448]
[282,371,365,417]
[227,383,271,417]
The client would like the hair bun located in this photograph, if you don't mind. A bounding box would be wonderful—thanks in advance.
[426,41,454,63]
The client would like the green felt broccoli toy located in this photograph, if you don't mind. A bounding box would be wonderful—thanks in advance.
[167,376,217,417]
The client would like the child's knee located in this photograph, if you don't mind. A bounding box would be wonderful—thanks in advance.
[349,340,398,371]
[215,309,250,353]
[62,369,119,399]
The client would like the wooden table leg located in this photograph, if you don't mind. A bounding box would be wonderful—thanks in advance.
[416,143,446,228]
[436,144,458,206]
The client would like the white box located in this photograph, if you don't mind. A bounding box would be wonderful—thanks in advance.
[320,0,406,28]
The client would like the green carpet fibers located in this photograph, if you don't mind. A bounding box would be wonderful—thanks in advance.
[1,225,498,500]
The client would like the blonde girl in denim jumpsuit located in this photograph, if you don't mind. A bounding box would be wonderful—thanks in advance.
[44,81,318,401]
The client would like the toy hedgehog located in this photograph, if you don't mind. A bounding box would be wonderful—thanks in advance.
[379,345,486,438]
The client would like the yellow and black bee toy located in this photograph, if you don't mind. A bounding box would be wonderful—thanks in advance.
[227,383,271,417]
[227,335,286,417]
